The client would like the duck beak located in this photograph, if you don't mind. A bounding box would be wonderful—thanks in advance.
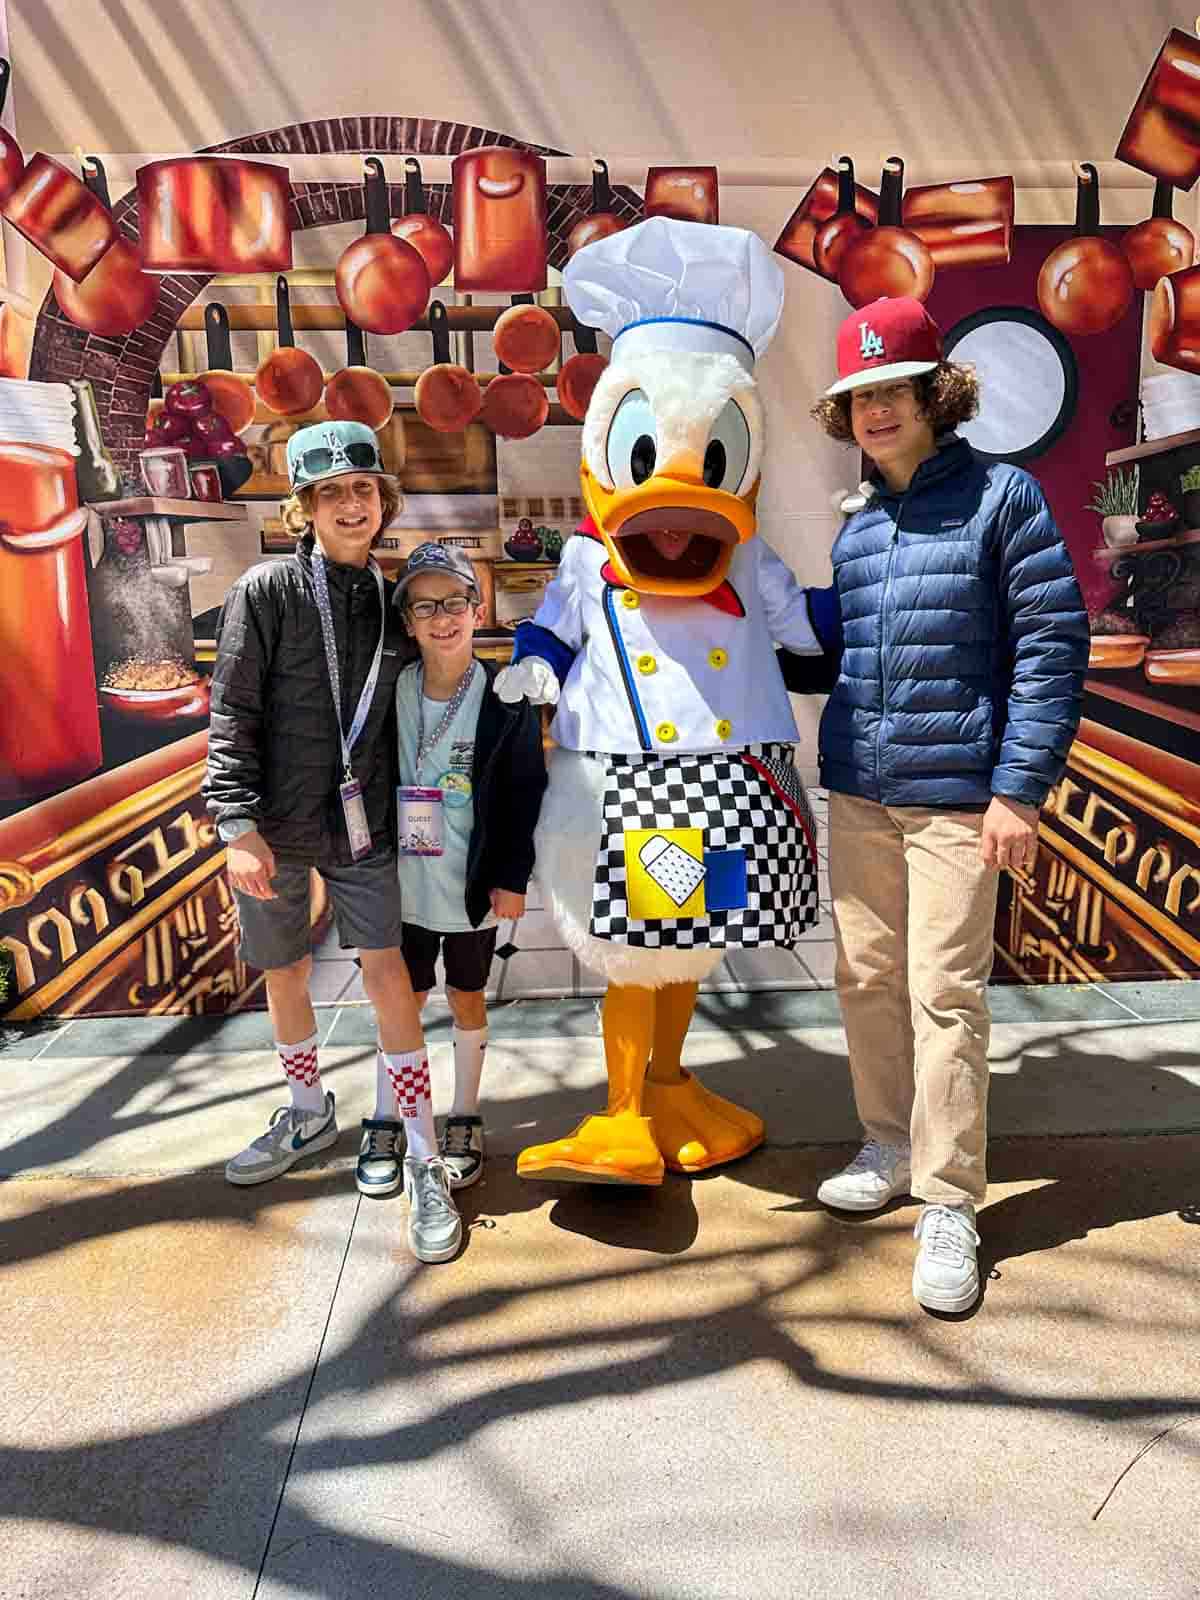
[581,460,759,597]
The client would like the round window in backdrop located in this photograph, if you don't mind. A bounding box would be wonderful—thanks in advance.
[944,306,1079,465]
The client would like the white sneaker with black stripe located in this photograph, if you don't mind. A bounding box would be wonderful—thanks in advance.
[225,1092,338,1186]
[440,1114,485,1189]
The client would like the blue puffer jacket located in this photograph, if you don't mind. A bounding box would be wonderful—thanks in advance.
[805,436,1088,808]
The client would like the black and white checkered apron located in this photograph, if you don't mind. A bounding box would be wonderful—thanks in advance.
[588,743,820,949]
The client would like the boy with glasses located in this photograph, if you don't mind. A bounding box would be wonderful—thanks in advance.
[205,421,460,1265]
[378,541,546,1192]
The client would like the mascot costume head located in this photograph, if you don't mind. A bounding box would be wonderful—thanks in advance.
[498,216,823,1187]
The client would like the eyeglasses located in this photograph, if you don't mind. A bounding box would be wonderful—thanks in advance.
[299,442,381,477]
[405,594,475,620]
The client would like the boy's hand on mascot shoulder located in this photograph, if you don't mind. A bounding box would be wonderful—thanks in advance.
[494,656,560,706]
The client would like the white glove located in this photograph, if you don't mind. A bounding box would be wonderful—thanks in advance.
[494,655,560,706]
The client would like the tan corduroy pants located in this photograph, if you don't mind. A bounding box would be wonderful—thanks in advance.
[828,793,1000,1207]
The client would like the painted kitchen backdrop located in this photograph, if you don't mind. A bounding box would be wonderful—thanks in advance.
[0,20,1198,1018]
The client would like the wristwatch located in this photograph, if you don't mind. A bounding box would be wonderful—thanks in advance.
[218,817,258,843]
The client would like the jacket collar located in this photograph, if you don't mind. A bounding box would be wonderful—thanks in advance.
[869,434,972,505]
[297,531,378,586]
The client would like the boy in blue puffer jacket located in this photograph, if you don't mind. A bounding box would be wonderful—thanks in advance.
[799,297,1088,1314]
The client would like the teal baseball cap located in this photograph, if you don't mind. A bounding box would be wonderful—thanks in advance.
[286,420,388,492]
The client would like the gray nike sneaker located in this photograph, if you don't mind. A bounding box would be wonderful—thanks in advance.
[403,1155,463,1263]
[225,1092,338,1186]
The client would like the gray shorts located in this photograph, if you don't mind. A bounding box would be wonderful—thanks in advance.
[233,850,403,972]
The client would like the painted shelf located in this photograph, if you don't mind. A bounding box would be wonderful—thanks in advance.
[1106,428,1200,467]
[95,498,249,522]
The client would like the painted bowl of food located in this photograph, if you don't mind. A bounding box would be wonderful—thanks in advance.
[100,658,211,721]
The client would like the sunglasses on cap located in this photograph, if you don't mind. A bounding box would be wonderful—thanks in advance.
[298,440,382,478]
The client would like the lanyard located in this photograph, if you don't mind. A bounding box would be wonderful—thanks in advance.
[310,549,386,781]
[415,660,477,774]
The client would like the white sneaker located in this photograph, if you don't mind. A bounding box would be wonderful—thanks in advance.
[225,1092,338,1185]
[913,1203,981,1313]
[817,1139,912,1212]
[403,1155,463,1264]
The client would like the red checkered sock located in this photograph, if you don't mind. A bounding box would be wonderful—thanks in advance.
[383,1048,436,1161]
[278,1031,325,1115]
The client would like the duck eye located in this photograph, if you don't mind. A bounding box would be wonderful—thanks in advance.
[606,389,658,490]
[704,400,752,494]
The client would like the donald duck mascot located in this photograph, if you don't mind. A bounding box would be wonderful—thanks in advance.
[495,216,827,1187]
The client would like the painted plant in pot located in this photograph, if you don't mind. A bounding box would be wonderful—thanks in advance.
[1179,465,1200,531]
[1086,467,1139,549]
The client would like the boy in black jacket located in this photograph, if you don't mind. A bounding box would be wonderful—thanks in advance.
[360,541,546,1195]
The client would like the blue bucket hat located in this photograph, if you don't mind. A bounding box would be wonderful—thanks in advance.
[286,420,388,493]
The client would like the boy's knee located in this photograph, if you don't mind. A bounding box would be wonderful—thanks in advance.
[446,985,487,1027]
[265,954,313,990]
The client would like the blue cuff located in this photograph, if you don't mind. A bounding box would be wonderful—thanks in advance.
[512,621,576,686]
[804,585,843,654]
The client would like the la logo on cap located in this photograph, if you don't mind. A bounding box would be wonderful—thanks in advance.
[858,322,885,360]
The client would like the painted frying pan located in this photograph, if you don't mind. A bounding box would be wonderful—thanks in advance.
[482,293,550,439]
[557,318,608,422]
[415,300,483,433]
[325,317,393,431]
[198,303,257,435]
[256,277,324,416]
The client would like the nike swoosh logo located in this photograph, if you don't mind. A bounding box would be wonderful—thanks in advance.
[292,1123,330,1152]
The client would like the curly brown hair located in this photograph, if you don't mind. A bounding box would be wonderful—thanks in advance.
[809,361,980,445]
[281,474,404,547]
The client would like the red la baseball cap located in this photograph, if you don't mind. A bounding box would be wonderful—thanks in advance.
[826,296,944,396]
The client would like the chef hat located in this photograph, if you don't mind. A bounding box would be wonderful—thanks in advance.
[563,216,784,374]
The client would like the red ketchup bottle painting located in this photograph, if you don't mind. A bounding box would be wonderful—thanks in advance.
[0,381,101,802]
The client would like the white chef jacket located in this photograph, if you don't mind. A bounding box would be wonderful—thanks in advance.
[521,529,822,755]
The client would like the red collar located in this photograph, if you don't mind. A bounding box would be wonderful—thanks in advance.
[574,518,746,619]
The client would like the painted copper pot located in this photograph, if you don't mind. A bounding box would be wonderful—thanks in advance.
[1037,163,1134,336]
[813,156,872,281]
[52,157,158,337]
[567,160,629,258]
[336,158,430,336]
[391,157,454,286]
[255,277,324,417]
[4,152,116,282]
[136,156,292,274]
[1122,178,1195,291]
[837,157,934,307]
[414,300,483,433]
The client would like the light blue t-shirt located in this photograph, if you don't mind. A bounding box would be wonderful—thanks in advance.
[395,662,493,934]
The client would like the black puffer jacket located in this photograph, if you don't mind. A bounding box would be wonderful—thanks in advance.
[204,535,410,864]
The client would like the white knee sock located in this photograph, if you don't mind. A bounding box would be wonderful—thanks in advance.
[451,1026,489,1117]
[382,1048,436,1161]
[277,1032,325,1115]
[374,1048,398,1120]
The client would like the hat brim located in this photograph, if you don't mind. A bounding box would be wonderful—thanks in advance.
[825,359,940,398]
[292,466,397,494]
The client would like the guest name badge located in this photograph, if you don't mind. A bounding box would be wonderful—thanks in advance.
[339,778,373,861]
[397,785,445,857]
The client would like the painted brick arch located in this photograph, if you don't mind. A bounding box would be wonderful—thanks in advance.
[28,116,643,471]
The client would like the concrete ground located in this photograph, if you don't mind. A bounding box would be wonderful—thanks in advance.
[2,981,1199,1599]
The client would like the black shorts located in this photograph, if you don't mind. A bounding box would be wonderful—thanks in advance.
[401,922,498,994]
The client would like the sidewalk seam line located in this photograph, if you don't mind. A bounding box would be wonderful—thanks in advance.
[251,1190,362,1599]
[31,1021,73,1060]
[1096,986,1146,1022]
